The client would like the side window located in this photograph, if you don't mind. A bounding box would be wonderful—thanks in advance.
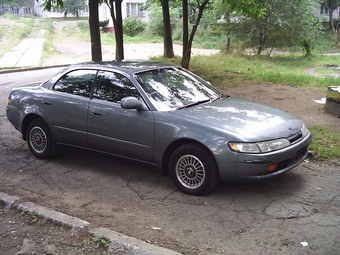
[54,70,97,98]
[93,71,139,103]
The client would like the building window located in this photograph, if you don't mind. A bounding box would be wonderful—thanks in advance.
[103,6,107,20]
[24,8,31,14]
[126,3,143,17]
[320,5,329,15]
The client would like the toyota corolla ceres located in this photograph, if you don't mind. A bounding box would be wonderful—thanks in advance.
[6,61,312,195]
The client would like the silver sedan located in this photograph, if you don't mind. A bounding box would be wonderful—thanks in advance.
[6,61,312,195]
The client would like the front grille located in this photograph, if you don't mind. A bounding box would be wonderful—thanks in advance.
[288,131,302,144]
[275,146,307,171]
[295,146,307,161]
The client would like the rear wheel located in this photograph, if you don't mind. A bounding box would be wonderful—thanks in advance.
[169,143,220,195]
[27,119,57,159]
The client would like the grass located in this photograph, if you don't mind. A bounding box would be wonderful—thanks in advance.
[308,126,340,160]
[0,13,33,57]
[42,19,60,61]
[20,211,48,225]
[191,53,340,88]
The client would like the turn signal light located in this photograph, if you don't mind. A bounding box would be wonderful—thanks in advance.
[268,163,278,172]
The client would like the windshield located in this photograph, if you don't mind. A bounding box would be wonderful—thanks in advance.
[135,67,221,111]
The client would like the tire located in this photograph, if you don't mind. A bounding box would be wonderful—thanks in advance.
[169,143,220,195]
[26,119,57,159]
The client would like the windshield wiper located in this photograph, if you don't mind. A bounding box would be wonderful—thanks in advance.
[176,99,210,110]
[211,94,229,103]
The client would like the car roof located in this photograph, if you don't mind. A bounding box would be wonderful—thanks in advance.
[67,60,177,74]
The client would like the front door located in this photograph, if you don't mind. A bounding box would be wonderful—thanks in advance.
[87,70,155,162]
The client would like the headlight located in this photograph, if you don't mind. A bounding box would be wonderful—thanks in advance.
[228,142,261,153]
[256,139,290,152]
[229,138,290,153]
[301,124,309,138]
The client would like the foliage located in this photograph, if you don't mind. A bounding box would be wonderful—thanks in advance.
[20,211,48,224]
[60,0,86,18]
[77,20,90,33]
[42,18,59,61]
[0,15,33,57]
[0,0,34,13]
[41,0,64,11]
[181,53,340,88]
[308,126,340,159]
[123,16,146,37]
[226,0,266,18]
[323,0,340,47]
[147,3,179,36]
[92,237,111,248]
[224,0,323,55]
[0,12,19,19]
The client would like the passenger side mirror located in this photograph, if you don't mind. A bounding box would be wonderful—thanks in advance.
[121,96,146,110]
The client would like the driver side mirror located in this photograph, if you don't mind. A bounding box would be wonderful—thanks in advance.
[121,96,147,110]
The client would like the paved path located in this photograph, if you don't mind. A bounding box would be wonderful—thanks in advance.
[0,19,45,68]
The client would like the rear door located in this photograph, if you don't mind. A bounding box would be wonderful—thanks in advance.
[40,69,97,147]
[87,70,155,162]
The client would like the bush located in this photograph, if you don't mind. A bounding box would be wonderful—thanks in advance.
[147,4,179,37]
[1,13,19,20]
[123,17,145,37]
[77,21,89,32]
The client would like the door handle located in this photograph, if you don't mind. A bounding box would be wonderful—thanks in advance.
[91,109,102,116]
[42,100,51,106]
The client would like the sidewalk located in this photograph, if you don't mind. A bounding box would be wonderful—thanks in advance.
[0,19,45,68]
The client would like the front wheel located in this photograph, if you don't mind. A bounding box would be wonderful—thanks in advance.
[26,119,57,159]
[169,143,220,195]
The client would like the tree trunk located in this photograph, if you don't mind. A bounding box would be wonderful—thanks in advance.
[181,0,189,68]
[182,0,209,69]
[89,0,102,61]
[258,32,265,55]
[160,0,175,58]
[107,0,124,60]
[329,10,333,30]
[114,0,124,60]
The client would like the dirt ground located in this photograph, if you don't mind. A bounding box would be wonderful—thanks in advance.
[0,204,110,255]
[1,19,340,255]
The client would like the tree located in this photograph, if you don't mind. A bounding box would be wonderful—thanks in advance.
[62,0,86,18]
[42,0,102,61]
[323,0,340,29]
[160,0,175,58]
[227,0,265,18]
[89,0,102,61]
[105,0,124,60]
[226,0,321,55]
[181,0,264,69]
[182,0,188,67]
[1,0,33,14]
[323,0,340,47]
[182,0,209,69]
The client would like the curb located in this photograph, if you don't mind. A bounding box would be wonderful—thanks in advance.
[0,64,69,75]
[0,191,182,255]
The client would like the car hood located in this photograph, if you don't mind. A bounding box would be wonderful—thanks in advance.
[172,96,303,142]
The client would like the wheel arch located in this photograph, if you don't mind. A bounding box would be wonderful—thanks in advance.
[161,138,218,176]
[21,114,47,141]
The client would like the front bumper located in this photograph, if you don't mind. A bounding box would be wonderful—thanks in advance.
[235,131,312,181]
